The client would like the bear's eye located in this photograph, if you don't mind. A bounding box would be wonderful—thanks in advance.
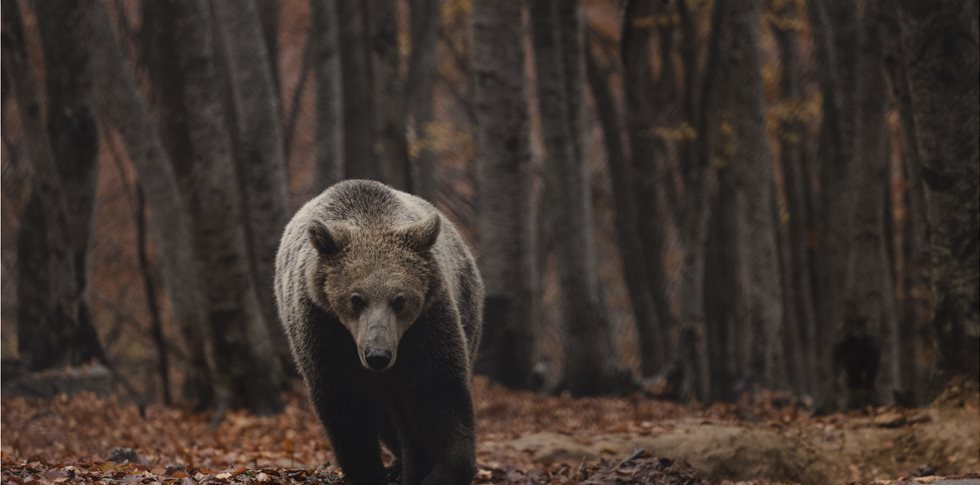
[391,295,406,313]
[350,294,366,313]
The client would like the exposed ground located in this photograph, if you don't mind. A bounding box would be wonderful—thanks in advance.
[2,376,978,484]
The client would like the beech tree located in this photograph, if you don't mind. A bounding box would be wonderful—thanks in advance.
[212,0,293,374]
[148,0,285,414]
[407,0,442,201]
[472,0,538,389]
[368,0,412,191]
[891,0,979,382]
[4,0,103,370]
[336,0,380,181]
[311,0,344,189]
[531,0,629,395]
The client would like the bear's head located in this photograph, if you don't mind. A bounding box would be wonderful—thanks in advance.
[307,213,441,372]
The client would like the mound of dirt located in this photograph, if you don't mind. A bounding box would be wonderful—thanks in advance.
[503,404,979,484]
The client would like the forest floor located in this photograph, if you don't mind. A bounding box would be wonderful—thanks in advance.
[1,375,978,484]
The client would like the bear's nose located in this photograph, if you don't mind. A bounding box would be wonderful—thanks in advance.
[365,350,392,371]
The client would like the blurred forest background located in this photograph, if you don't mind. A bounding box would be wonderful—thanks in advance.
[1,0,977,420]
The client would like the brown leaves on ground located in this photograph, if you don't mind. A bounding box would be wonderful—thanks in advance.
[1,451,705,485]
[2,377,979,484]
[1,461,342,484]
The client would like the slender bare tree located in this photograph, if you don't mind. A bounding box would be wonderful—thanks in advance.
[152,0,285,414]
[881,11,936,403]
[834,1,901,408]
[585,47,664,378]
[255,0,282,100]
[407,0,442,201]
[212,0,294,376]
[892,0,979,382]
[771,0,819,395]
[311,0,344,189]
[532,0,630,395]
[368,0,412,190]
[806,0,860,406]
[728,0,787,391]
[2,0,108,370]
[44,0,215,404]
[337,0,381,180]
[472,0,537,389]
[621,0,676,371]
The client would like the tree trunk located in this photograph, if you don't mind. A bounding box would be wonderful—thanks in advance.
[772,0,820,395]
[63,0,213,405]
[155,0,285,414]
[806,0,859,407]
[407,0,441,201]
[881,14,937,403]
[368,0,412,191]
[4,0,104,370]
[835,3,900,408]
[255,0,281,101]
[212,0,294,378]
[532,0,629,396]
[705,168,738,401]
[311,0,344,189]
[336,0,381,180]
[894,0,980,382]
[775,188,807,396]
[669,0,735,402]
[472,0,537,389]
[621,0,676,368]
[133,184,172,405]
[585,48,665,377]
[729,0,786,392]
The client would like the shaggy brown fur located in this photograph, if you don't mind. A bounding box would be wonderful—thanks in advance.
[274,180,483,485]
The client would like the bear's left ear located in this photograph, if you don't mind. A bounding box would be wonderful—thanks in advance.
[309,220,351,257]
[399,213,441,253]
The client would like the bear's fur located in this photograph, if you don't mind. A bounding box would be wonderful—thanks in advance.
[274,180,483,485]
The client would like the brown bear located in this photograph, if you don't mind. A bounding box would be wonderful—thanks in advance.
[274,180,483,484]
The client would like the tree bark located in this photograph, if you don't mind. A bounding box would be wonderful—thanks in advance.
[407,0,441,201]
[705,167,738,401]
[585,48,665,377]
[775,189,806,396]
[880,11,937,403]
[667,0,735,402]
[368,0,412,191]
[835,2,901,408]
[772,0,820,395]
[4,0,104,370]
[472,0,537,389]
[255,0,281,101]
[621,0,676,368]
[894,0,980,382]
[212,0,294,378]
[728,0,786,391]
[532,0,629,396]
[60,0,214,405]
[311,0,344,189]
[806,0,859,407]
[336,0,381,180]
[134,183,171,405]
[155,0,285,414]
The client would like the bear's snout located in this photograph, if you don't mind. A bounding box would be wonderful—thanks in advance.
[365,349,392,371]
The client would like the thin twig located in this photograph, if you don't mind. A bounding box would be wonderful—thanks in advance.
[615,448,646,469]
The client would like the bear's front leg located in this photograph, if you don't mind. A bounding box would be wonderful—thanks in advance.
[398,376,476,485]
[309,384,387,485]
[379,410,403,482]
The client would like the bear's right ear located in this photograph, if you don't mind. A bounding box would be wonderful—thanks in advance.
[308,221,350,257]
